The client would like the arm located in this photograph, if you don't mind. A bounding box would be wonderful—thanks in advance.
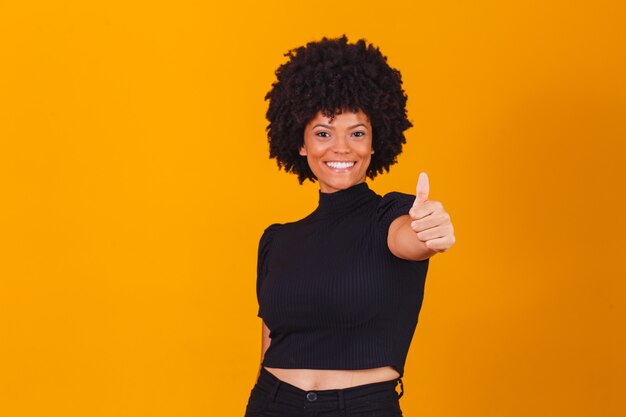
[387,214,437,261]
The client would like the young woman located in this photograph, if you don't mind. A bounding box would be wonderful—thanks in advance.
[245,35,455,417]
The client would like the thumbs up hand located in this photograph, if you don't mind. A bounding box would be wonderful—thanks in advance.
[408,172,455,253]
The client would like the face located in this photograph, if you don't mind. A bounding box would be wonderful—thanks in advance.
[300,109,374,193]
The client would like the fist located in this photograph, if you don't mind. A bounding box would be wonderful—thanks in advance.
[408,172,456,253]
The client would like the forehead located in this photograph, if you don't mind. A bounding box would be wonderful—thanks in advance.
[307,109,370,126]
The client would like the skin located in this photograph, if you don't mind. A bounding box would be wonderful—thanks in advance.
[298,109,374,193]
[258,109,456,390]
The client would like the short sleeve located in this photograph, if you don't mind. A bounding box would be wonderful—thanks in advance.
[256,223,281,318]
[376,191,416,236]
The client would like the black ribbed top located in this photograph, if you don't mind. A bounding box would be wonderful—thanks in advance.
[256,182,429,377]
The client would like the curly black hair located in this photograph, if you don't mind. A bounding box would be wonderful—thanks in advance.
[264,34,413,184]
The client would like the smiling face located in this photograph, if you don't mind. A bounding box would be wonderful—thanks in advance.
[300,109,374,193]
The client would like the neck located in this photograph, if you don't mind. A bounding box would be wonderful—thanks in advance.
[316,182,374,213]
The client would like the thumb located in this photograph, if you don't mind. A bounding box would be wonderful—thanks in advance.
[415,172,429,205]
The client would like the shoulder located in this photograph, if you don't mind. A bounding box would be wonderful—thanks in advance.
[259,223,283,246]
[257,223,283,274]
[378,191,415,205]
[377,191,416,216]
[375,191,416,231]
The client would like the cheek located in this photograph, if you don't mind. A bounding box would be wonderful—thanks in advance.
[307,143,332,160]
[361,154,373,168]
[304,152,325,174]
[356,141,374,158]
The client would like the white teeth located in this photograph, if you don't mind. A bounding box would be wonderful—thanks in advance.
[326,161,355,169]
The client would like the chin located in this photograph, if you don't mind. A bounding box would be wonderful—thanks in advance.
[321,177,362,192]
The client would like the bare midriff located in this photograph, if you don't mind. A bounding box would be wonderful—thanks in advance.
[262,365,400,391]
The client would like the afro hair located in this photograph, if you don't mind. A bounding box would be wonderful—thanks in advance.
[264,34,413,184]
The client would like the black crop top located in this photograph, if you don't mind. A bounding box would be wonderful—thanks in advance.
[256,182,429,377]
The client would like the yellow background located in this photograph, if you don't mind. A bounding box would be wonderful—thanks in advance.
[1,1,624,416]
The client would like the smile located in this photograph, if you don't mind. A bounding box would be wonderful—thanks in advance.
[325,161,355,169]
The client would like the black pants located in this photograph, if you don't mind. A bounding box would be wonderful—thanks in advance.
[244,367,404,417]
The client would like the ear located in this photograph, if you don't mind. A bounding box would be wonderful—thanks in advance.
[299,144,307,156]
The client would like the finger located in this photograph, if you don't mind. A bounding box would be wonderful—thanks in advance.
[409,200,438,219]
[424,236,452,251]
[410,212,450,233]
[415,172,429,204]
[414,224,452,241]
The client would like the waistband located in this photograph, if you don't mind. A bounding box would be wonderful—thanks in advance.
[255,366,404,408]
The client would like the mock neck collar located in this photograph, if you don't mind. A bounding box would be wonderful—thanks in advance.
[317,182,376,213]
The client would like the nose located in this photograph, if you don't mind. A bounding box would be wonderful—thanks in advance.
[332,135,351,153]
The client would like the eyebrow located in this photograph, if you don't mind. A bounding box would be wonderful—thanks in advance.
[312,123,368,129]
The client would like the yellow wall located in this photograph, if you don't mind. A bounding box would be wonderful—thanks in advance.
[1,1,624,416]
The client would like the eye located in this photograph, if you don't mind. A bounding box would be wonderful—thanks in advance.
[316,131,330,138]
[352,131,366,137]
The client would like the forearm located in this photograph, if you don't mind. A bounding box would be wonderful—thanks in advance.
[387,215,437,261]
